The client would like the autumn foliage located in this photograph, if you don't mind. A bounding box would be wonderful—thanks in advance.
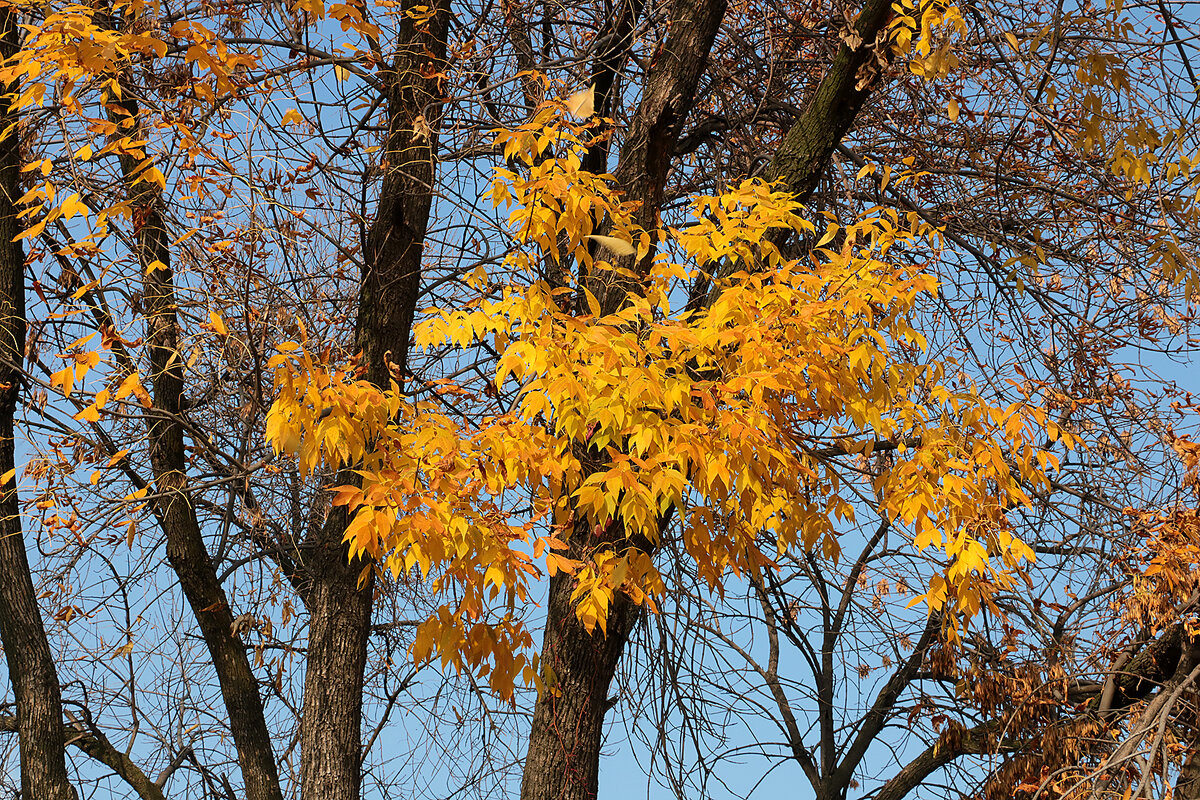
[0,0,1197,799]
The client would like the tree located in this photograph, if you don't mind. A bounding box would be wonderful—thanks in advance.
[0,1,1196,800]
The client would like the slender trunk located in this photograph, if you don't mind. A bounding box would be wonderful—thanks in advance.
[520,3,725,799]
[1179,748,1200,800]
[765,0,894,201]
[299,3,450,797]
[0,12,76,800]
[114,89,284,800]
[694,0,895,303]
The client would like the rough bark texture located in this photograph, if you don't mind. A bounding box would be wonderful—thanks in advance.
[115,91,284,800]
[872,722,1001,800]
[696,0,896,313]
[1111,623,1196,705]
[588,0,727,315]
[299,3,450,798]
[520,3,725,800]
[519,549,644,800]
[0,11,77,800]
[765,0,894,200]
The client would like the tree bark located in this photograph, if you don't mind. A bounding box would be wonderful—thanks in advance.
[0,10,77,800]
[114,87,284,800]
[765,0,894,201]
[872,722,1002,800]
[299,3,450,798]
[1178,747,1200,800]
[519,532,646,800]
[589,0,727,314]
[520,3,725,799]
[695,0,896,314]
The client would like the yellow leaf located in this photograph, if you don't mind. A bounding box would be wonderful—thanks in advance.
[74,404,100,423]
[115,372,152,407]
[15,218,46,242]
[587,234,635,257]
[565,85,595,118]
[281,108,305,126]
[947,99,959,121]
[209,310,228,336]
[50,364,75,396]
[59,193,89,221]
[0,468,14,486]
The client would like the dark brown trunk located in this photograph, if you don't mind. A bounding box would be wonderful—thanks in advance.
[114,90,284,800]
[765,0,894,201]
[587,0,727,315]
[0,11,76,800]
[521,3,725,799]
[520,546,642,800]
[299,3,450,798]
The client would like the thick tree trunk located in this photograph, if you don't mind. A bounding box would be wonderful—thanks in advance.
[520,3,725,799]
[299,3,450,798]
[0,11,76,800]
[519,533,645,800]
[114,90,284,800]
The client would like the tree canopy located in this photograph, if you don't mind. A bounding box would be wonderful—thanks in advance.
[0,0,1196,799]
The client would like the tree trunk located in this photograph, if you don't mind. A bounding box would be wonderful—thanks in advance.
[520,2,725,798]
[519,531,645,800]
[114,87,284,800]
[299,3,450,798]
[765,0,894,201]
[0,10,76,800]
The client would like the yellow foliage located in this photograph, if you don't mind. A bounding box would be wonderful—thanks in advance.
[264,112,1066,697]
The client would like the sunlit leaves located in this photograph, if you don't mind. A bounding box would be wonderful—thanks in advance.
[265,115,1067,696]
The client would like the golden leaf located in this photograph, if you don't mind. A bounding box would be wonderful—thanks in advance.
[565,85,595,118]
[586,234,635,257]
